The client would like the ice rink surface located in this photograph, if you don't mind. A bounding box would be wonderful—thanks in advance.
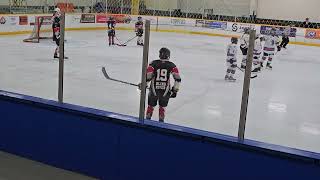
[1,30,320,153]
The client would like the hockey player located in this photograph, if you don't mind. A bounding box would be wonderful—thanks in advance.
[261,28,280,70]
[225,37,238,82]
[52,8,61,42]
[107,16,116,46]
[252,35,264,73]
[143,48,181,122]
[240,28,250,69]
[135,16,144,46]
[52,14,61,58]
[279,24,291,50]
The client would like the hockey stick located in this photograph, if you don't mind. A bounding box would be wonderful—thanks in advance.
[102,67,141,87]
[115,36,126,46]
[236,66,258,79]
[116,35,137,46]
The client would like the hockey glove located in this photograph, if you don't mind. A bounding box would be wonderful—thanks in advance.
[170,88,178,98]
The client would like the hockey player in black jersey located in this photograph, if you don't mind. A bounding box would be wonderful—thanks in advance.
[107,16,116,46]
[52,15,61,58]
[52,8,60,42]
[135,16,144,46]
[143,48,181,122]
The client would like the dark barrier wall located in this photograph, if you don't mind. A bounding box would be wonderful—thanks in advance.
[0,90,319,180]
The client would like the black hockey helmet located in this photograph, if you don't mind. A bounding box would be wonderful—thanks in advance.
[138,16,142,21]
[159,47,170,60]
[231,37,238,44]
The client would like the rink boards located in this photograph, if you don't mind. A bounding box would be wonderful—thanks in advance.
[0,90,320,179]
[0,13,320,47]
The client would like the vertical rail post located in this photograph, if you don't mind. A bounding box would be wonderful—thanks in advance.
[58,12,65,103]
[238,29,256,141]
[138,20,151,122]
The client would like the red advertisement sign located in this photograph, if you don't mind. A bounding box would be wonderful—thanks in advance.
[96,14,107,23]
[19,16,28,25]
[96,14,131,24]
[305,29,320,39]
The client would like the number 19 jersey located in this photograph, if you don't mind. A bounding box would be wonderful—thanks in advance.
[147,59,181,96]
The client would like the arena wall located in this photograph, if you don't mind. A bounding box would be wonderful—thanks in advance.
[0,90,320,179]
[0,13,319,46]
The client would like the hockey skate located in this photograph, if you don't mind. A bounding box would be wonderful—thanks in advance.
[224,75,229,81]
[54,55,69,59]
[240,65,246,69]
[252,67,261,73]
[266,63,272,70]
[228,76,236,82]
[260,62,264,68]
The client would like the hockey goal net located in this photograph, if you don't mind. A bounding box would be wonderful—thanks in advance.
[23,16,53,43]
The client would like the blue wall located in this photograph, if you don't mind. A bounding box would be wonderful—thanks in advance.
[0,90,319,179]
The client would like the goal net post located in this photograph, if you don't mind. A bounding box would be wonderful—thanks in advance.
[23,16,53,43]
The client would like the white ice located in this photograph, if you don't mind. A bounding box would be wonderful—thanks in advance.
[1,30,320,153]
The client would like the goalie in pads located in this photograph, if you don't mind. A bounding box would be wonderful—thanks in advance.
[143,48,181,122]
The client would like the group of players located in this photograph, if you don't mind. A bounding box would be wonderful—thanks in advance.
[51,8,145,58]
[107,16,144,46]
[225,27,287,81]
[51,9,180,122]
[52,10,290,121]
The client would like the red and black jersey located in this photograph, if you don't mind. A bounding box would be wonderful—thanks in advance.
[52,17,60,39]
[147,59,181,96]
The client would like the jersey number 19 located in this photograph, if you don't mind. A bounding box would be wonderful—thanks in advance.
[156,69,168,82]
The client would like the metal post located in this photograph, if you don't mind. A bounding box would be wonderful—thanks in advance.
[202,0,205,19]
[120,0,123,14]
[105,0,108,13]
[58,12,66,103]
[138,20,151,122]
[153,0,155,16]
[238,30,256,141]
[91,0,94,13]
[9,0,12,14]
[186,0,189,18]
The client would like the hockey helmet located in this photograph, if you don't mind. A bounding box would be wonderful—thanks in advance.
[138,16,142,21]
[54,8,61,12]
[231,37,238,44]
[159,47,170,60]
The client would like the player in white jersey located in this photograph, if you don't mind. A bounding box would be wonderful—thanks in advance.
[261,28,280,70]
[240,28,250,69]
[225,37,238,82]
[252,35,264,73]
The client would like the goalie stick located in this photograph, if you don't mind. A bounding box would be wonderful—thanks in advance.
[236,66,258,79]
[102,67,141,87]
